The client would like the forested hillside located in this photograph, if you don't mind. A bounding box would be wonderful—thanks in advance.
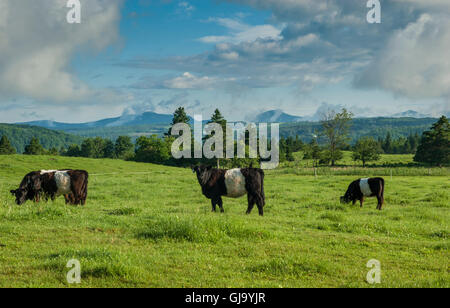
[280,117,438,143]
[0,124,83,153]
[64,124,169,140]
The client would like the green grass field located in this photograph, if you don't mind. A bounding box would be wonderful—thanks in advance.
[0,155,448,287]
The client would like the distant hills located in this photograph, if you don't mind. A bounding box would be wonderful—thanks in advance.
[20,111,175,130]
[391,110,431,118]
[18,109,440,131]
[1,109,444,150]
[0,124,83,153]
[251,110,303,123]
[280,117,439,143]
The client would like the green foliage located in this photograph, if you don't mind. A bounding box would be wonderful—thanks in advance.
[167,107,190,136]
[415,116,450,166]
[24,137,46,155]
[65,144,81,157]
[0,135,16,155]
[115,136,134,159]
[135,135,171,164]
[320,108,353,166]
[380,132,420,154]
[0,124,83,153]
[280,117,438,145]
[81,137,108,159]
[352,137,382,167]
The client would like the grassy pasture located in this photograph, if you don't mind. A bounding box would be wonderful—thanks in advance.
[0,155,448,287]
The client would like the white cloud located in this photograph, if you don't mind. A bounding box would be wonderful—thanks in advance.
[164,72,217,89]
[198,17,283,44]
[178,1,195,15]
[356,14,450,99]
[0,0,122,103]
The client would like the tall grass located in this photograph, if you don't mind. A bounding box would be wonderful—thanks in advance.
[0,155,448,287]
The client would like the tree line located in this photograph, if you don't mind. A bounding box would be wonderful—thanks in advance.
[1,109,448,167]
[280,111,448,167]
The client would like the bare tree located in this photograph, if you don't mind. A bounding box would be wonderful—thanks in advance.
[320,108,353,166]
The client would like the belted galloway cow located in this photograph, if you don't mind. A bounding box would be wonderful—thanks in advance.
[340,177,385,210]
[192,166,266,216]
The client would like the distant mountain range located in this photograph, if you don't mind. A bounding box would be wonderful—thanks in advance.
[1,109,443,151]
[391,110,431,118]
[17,109,441,131]
[20,111,175,130]
[251,110,303,123]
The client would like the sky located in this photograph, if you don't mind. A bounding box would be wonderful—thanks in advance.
[0,0,449,123]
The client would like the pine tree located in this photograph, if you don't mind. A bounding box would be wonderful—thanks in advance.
[383,132,393,154]
[24,137,45,155]
[167,107,190,136]
[205,109,228,167]
[414,116,450,166]
[0,135,16,155]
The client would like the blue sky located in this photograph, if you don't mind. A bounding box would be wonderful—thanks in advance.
[0,0,449,123]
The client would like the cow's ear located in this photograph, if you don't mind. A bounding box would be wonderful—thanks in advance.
[207,166,213,170]
[10,190,16,195]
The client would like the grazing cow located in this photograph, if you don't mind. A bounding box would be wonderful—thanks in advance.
[10,170,88,206]
[10,171,43,205]
[340,177,385,210]
[192,165,266,216]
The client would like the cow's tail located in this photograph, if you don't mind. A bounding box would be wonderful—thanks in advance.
[380,177,385,198]
[259,169,265,206]
[82,172,89,205]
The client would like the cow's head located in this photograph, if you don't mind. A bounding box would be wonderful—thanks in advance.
[340,192,352,204]
[191,165,213,185]
[10,188,28,205]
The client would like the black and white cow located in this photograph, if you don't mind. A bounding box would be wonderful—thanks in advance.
[10,170,88,206]
[340,177,385,210]
[9,171,42,205]
[192,166,266,216]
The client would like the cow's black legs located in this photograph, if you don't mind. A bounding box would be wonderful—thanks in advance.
[256,195,264,216]
[211,199,217,212]
[360,197,364,208]
[217,197,224,213]
[246,195,255,215]
[376,195,384,210]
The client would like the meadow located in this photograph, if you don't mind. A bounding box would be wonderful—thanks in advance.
[0,155,448,287]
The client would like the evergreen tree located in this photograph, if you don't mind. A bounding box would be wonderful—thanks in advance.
[414,116,450,166]
[0,135,16,155]
[205,109,228,167]
[382,132,393,153]
[24,137,45,155]
[167,107,190,136]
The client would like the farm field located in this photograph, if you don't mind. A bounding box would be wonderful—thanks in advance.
[0,155,448,288]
